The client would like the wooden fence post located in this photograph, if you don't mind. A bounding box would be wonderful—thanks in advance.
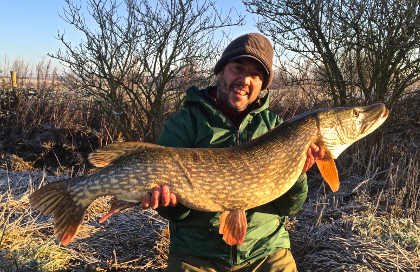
[10,71,17,88]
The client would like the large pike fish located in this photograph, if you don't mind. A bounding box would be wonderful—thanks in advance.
[30,103,388,246]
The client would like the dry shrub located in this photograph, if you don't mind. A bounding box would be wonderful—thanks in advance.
[0,85,123,175]
[269,87,314,120]
[0,87,117,146]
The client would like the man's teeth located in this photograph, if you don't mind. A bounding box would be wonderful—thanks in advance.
[234,89,247,95]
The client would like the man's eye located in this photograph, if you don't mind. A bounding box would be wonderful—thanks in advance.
[232,65,241,72]
[250,72,262,79]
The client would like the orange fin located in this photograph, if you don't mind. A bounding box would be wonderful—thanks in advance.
[218,210,247,246]
[88,142,161,168]
[316,158,340,192]
[60,223,83,246]
[99,199,138,223]
[29,180,87,246]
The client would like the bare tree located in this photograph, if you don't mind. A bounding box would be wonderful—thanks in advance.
[244,0,420,107]
[50,0,242,142]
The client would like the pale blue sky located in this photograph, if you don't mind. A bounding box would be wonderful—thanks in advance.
[0,0,259,74]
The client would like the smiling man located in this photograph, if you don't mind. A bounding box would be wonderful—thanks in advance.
[143,33,323,272]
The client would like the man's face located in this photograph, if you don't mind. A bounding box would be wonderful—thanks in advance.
[216,58,264,112]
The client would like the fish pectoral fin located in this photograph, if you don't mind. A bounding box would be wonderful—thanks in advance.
[316,158,340,192]
[218,210,247,246]
[99,199,139,223]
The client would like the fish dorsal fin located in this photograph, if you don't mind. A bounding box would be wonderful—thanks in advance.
[316,158,340,192]
[88,141,160,168]
[219,210,247,246]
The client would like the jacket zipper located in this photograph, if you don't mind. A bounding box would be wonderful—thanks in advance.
[211,97,247,265]
[231,128,241,265]
[232,245,238,265]
[236,129,241,145]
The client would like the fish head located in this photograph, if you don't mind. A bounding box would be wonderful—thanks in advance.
[317,103,389,159]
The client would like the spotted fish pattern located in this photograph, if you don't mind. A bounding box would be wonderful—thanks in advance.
[30,103,388,246]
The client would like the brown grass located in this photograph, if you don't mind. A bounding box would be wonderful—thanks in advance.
[0,81,419,271]
[0,170,169,271]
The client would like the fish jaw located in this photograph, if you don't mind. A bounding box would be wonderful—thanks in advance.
[318,103,388,159]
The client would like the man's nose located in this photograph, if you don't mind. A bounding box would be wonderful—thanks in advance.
[236,72,252,85]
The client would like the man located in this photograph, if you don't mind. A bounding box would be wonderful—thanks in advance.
[142,33,323,271]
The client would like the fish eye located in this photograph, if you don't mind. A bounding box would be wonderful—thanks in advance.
[353,109,359,117]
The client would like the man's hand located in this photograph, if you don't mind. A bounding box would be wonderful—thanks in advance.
[302,143,325,174]
[141,184,177,209]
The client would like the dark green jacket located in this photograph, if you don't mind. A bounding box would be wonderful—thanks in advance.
[157,86,308,266]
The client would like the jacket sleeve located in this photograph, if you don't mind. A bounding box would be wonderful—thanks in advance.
[155,109,195,221]
[157,108,196,148]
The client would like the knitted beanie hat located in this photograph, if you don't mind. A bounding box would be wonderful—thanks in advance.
[214,33,274,90]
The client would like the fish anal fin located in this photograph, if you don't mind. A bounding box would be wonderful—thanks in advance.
[316,158,340,192]
[88,142,161,167]
[218,210,247,246]
[218,211,227,235]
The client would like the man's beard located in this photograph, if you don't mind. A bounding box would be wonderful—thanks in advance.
[216,77,248,111]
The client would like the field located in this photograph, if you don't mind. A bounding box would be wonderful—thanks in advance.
[0,82,419,271]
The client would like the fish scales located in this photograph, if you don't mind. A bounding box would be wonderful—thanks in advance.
[30,103,389,246]
[169,128,313,211]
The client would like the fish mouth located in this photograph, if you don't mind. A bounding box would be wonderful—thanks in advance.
[361,103,389,134]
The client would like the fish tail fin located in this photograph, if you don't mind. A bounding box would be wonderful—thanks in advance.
[218,210,247,246]
[30,181,86,246]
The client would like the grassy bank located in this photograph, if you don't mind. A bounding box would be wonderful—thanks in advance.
[0,85,419,271]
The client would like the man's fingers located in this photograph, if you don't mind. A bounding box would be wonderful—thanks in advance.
[310,143,319,153]
[318,147,325,158]
[310,143,325,159]
[142,193,151,209]
[170,193,177,206]
[142,185,177,209]
[161,185,170,206]
[151,187,160,209]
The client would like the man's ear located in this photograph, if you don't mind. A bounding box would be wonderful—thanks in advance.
[217,67,225,77]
